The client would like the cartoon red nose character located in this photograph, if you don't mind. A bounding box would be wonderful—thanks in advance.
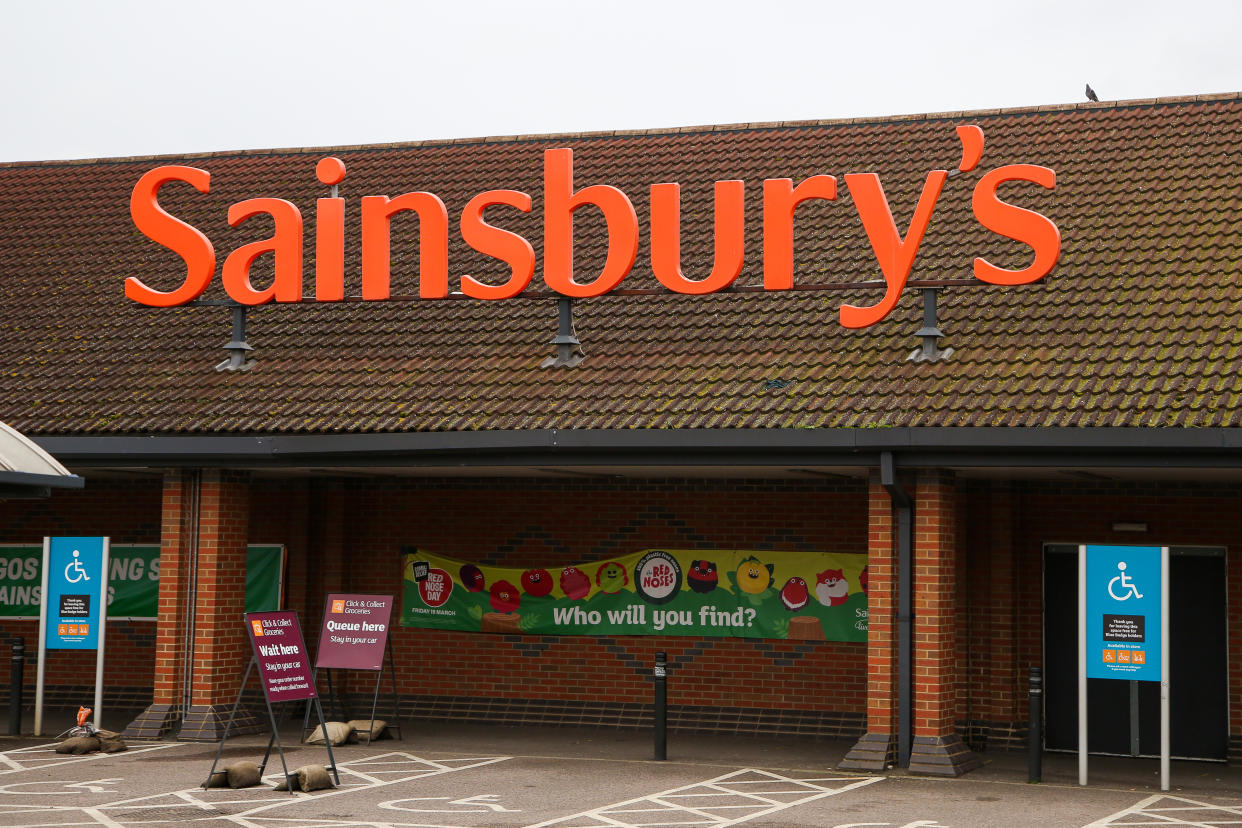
[687,559,718,593]
[595,561,629,594]
[779,577,809,611]
[460,564,486,592]
[489,580,521,613]
[814,569,850,607]
[559,566,591,600]
[521,568,554,597]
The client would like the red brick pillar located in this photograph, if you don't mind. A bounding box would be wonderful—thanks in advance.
[124,469,262,741]
[123,469,195,739]
[908,469,978,775]
[840,471,898,770]
[178,469,262,740]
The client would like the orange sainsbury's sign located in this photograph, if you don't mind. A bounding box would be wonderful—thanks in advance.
[125,125,1059,329]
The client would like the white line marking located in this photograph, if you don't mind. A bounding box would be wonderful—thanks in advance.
[81,805,129,828]
[521,769,882,828]
[62,751,510,828]
[0,777,125,796]
[0,742,182,776]
[1084,794,1242,827]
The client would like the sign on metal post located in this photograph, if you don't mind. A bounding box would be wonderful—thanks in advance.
[247,611,317,703]
[34,537,109,735]
[1086,546,1162,681]
[311,594,401,742]
[207,611,337,795]
[1078,544,1169,790]
[316,594,392,671]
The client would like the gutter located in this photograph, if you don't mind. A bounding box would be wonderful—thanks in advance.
[881,451,913,768]
[0,470,84,489]
[31,427,1242,470]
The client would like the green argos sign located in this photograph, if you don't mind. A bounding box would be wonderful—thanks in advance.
[0,544,285,619]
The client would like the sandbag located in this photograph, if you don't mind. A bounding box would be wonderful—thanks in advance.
[272,773,299,792]
[347,718,387,742]
[226,761,262,788]
[96,730,128,753]
[296,764,333,791]
[273,764,333,792]
[203,770,229,788]
[305,721,352,745]
[55,736,100,754]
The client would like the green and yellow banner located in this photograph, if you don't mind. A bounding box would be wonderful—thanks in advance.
[401,549,868,641]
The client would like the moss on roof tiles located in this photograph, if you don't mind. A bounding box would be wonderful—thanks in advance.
[3,96,1242,434]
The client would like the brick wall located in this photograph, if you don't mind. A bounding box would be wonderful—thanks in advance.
[5,472,1237,750]
[0,479,161,701]
[250,476,871,736]
[959,479,1242,756]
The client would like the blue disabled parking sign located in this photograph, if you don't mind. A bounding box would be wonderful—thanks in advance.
[36,536,111,736]
[1079,543,1169,790]
[1085,544,1162,681]
[44,536,108,650]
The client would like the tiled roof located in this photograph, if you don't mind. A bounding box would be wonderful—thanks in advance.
[1,94,1240,435]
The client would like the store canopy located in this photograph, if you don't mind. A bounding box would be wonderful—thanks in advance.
[0,421,82,498]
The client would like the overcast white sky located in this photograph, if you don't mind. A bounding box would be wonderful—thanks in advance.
[3,0,1240,162]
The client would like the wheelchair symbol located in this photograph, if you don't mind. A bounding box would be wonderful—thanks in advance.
[64,550,90,584]
[1107,561,1142,601]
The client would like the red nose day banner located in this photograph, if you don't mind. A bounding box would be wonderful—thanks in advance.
[401,549,868,642]
[246,610,317,702]
[315,594,392,671]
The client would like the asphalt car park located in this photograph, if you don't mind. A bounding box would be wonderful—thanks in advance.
[1,720,1241,828]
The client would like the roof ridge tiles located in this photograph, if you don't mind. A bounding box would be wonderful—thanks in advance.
[4,91,1239,168]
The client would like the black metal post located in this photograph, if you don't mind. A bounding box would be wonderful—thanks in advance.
[9,638,25,736]
[654,651,667,760]
[1028,666,1043,783]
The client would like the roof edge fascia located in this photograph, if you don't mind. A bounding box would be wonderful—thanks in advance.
[0,469,85,489]
[32,427,1242,470]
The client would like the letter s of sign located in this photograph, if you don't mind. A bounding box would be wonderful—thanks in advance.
[460,190,536,300]
[126,166,215,306]
[972,164,1060,285]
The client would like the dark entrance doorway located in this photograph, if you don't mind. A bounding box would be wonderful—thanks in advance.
[1044,545,1228,760]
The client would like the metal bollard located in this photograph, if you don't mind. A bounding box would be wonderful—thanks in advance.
[9,638,25,736]
[1028,666,1042,783]
[654,651,667,760]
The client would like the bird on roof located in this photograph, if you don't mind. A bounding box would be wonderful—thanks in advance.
[1085,84,1099,102]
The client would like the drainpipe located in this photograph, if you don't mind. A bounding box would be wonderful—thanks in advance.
[880,451,913,768]
[181,470,201,729]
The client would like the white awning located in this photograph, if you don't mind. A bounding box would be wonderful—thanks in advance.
[0,422,83,494]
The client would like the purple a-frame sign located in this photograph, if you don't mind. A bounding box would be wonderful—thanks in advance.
[247,610,317,703]
[205,610,338,795]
